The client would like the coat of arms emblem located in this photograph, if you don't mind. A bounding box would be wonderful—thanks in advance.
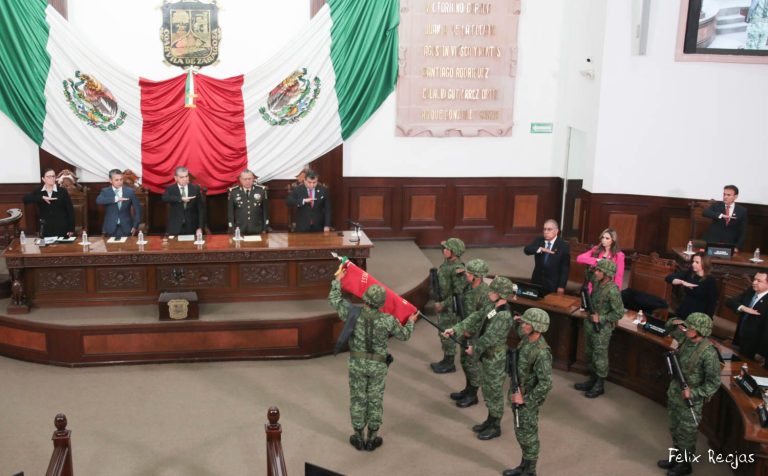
[259,68,321,126]
[167,298,190,320]
[161,0,221,67]
[62,71,126,131]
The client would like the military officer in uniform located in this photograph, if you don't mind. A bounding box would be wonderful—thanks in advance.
[657,313,721,476]
[227,169,269,234]
[505,308,553,476]
[431,237,468,374]
[328,268,417,452]
[573,259,624,398]
[450,258,492,408]
[444,276,515,440]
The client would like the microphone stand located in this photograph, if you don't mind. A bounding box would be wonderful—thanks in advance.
[38,219,47,247]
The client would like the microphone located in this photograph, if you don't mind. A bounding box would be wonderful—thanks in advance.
[347,219,363,229]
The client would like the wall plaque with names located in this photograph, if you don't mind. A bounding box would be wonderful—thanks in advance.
[396,0,521,137]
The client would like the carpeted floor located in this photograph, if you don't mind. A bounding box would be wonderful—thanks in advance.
[0,243,733,475]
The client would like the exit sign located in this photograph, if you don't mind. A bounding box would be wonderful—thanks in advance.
[530,122,553,134]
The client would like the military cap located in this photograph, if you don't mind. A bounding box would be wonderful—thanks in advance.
[520,308,550,333]
[490,276,517,300]
[441,237,465,257]
[466,259,489,278]
[684,312,713,337]
[363,285,386,309]
[595,259,617,278]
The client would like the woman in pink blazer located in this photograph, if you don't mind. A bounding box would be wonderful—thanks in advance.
[577,228,625,292]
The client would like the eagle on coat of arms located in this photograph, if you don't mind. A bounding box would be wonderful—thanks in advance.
[62,71,126,131]
[259,68,321,126]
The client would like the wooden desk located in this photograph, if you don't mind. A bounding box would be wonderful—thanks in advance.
[2,231,372,313]
[511,295,768,475]
[672,247,767,277]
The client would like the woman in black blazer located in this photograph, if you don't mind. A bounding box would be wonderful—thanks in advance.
[665,253,718,318]
[23,168,75,237]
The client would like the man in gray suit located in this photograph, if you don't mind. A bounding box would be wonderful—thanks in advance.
[96,169,142,237]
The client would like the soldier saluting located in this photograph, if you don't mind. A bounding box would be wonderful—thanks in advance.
[227,169,269,234]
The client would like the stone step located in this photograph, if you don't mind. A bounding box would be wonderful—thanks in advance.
[717,13,747,25]
[716,22,747,34]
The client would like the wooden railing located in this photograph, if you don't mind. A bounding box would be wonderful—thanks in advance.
[265,406,287,476]
[45,413,73,476]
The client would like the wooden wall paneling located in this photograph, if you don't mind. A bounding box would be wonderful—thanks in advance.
[454,184,495,229]
[562,179,583,238]
[402,184,447,229]
[347,185,394,233]
[607,212,638,250]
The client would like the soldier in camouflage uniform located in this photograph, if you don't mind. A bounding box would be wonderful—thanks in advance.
[431,238,469,374]
[746,0,768,50]
[573,259,624,398]
[227,169,269,234]
[657,313,721,476]
[328,269,417,451]
[450,258,492,408]
[444,276,515,440]
[505,308,553,476]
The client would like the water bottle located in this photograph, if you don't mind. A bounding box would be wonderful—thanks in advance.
[755,248,762,262]
[234,226,241,240]
[81,230,88,245]
[637,309,646,324]
[685,241,693,254]
[137,230,144,243]
[19,230,26,245]
[196,229,203,243]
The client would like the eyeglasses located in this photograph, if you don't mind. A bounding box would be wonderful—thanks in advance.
[44,175,56,178]
[542,227,556,231]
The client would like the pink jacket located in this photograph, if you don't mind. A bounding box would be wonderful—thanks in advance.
[576,248,625,291]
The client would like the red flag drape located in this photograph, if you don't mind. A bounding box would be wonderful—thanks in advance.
[140,73,247,195]
[339,261,416,325]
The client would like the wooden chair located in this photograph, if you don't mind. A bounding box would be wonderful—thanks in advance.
[689,199,714,248]
[712,273,751,341]
[625,252,677,320]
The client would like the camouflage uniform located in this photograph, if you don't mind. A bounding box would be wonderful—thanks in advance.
[746,0,768,50]
[431,238,468,373]
[658,313,721,476]
[505,308,553,476]
[452,276,515,440]
[227,185,269,234]
[578,259,624,398]
[328,280,414,451]
[450,259,491,407]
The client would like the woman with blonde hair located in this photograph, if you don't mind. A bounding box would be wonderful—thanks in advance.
[576,228,625,292]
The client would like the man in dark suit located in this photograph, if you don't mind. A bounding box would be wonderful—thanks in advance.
[95,169,142,237]
[523,219,570,295]
[728,272,768,367]
[702,184,748,252]
[285,170,331,232]
[161,166,205,236]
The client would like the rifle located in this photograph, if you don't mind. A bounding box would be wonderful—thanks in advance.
[453,293,466,320]
[665,351,699,425]
[506,348,522,428]
[429,268,443,302]
[580,282,601,332]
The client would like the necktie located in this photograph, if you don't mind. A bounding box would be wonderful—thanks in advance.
[725,204,731,225]
[749,293,760,309]
[182,186,187,209]
[310,188,315,208]
[544,241,552,264]
[115,188,122,210]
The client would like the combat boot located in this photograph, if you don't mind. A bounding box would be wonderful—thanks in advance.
[657,448,678,470]
[472,412,493,432]
[430,353,456,374]
[477,416,501,440]
[502,458,527,476]
[585,377,605,398]
[349,428,364,451]
[450,376,470,400]
[365,427,383,451]
[574,373,597,391]
[667,462,692,475]
[523,459,537,476]
[456,385,478,408]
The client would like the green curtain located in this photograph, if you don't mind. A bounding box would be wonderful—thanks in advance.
[0,0,50,145]
[329,0,399,140]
